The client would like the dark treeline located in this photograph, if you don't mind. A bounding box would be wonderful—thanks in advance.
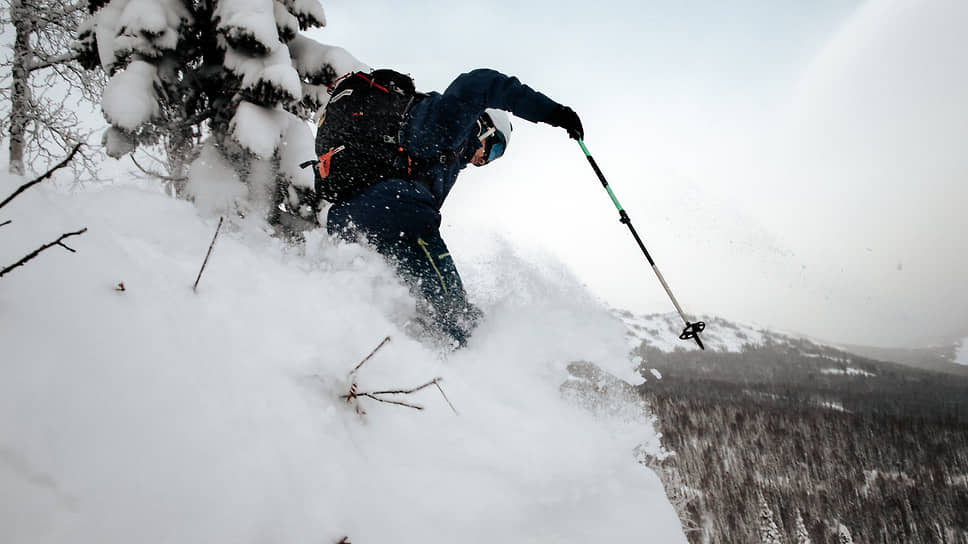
[636,343,968,543]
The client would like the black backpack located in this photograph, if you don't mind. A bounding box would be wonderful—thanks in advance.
[308,69,424,203]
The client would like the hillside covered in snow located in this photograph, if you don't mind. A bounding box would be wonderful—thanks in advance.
[620,310,968,376]
[626,312,968,543]
[0,172,685,543]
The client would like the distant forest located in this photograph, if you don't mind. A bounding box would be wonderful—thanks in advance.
[636,340,968,544]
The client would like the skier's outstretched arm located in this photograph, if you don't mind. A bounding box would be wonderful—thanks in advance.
[432,69,584,148]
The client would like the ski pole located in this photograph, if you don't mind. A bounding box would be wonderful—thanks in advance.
[577,139,706,350]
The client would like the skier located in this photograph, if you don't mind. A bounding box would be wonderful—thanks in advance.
[326,68,584,348]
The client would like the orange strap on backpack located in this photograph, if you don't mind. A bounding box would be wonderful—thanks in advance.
[316,146,345,179]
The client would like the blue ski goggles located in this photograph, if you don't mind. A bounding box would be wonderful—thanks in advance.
[483,130,507,163]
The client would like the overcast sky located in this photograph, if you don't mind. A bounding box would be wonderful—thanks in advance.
[309,0,967,349]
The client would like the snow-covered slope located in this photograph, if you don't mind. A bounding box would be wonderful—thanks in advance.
[0,173,684,543]
[619,311,778,353]
[620,311,968,382]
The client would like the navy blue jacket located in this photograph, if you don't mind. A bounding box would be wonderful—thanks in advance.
[327,69,560,241]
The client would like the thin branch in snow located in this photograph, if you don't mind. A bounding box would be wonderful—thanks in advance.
[435,380,459,416]
[0,220,11,228]
[130,155,188,183]
[193,217,224,292]
[366,378,443,397]
[344,336,392,414]
[343,378,458,415]
[0,143,81,211]
[351,393,424,411]
[352,336,391,373]
[0,228,88,279]
[339,336,458,415]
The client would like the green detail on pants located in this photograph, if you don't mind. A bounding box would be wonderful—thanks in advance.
[417,237,448,295]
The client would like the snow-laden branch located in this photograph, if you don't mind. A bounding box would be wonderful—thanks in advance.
[79,0,363,216]
[26,50,79,72]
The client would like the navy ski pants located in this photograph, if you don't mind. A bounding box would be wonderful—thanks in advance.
[326,179,480,346]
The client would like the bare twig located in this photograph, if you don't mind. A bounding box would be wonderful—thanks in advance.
[0,143,82,211]
[342,377,457,414]
[339,336,457,415]
[366,378,441,397]
[344,336,391,414]
[0,220,11,228]
[352,394,424,411]
[0,228,87,278]
[130,155,188,183]
[434,379,459,415]
[352,336,391,373]
[193,217,224,292]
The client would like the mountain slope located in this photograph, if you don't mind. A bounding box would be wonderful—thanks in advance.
[625,314,968,544]
[0,173,684,543]
[837,342,968,376]
[619,310,968,376]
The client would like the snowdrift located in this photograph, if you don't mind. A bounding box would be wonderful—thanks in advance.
[0,173,685,543]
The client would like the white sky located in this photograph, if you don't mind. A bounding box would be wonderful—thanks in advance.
[310,0,968,349]
[6,0,962,348]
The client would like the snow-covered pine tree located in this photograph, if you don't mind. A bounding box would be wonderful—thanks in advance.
[758,495,784,544]
[793,510,811,544]
[2,0,105,176]
[77,0,365,220]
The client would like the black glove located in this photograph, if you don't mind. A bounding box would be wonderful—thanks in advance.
[544,105,584,140]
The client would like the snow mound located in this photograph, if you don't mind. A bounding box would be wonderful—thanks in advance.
[0,173,684,543]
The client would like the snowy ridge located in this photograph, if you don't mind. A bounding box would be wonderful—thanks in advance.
[619,311,968,377]
[0,174,685,543]
[617,311,772,353]
[617,312,889,379]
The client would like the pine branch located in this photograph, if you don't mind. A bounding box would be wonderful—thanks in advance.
[0,228,87,279]
[0,143,81,211]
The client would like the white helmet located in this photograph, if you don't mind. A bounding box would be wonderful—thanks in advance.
[478,108,512,163]
[485,108,512,146]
